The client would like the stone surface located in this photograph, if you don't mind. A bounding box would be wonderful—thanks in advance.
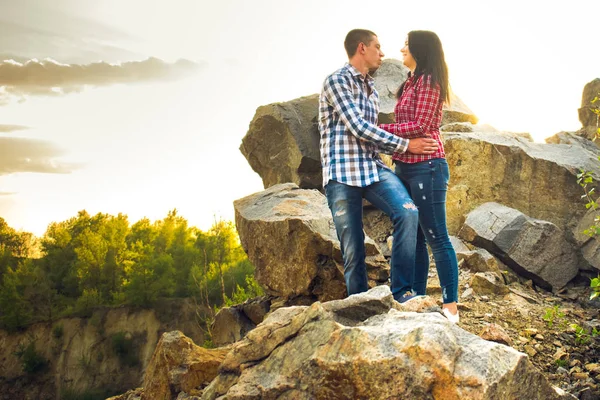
[470,272,510,295]
[211,307,255,347]
[456,248,503,274]
[578,78,600,128]
[443,131,600,235]
[141,331,228,400]
[240,94,321,190]
[234,183,388,301]
[201,286,573,400]
[458,202,581,291]
[574,205,600,271]
[480,323,513,346]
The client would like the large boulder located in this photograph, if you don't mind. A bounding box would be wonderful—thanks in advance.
[233,183,389,302]
[444,131,600,235]
[458,202,580,291]
[241,59,477,191]
[202,286,573,400]
[240,94,322,190]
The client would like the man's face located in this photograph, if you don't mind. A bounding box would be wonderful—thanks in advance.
[362,36,384,70]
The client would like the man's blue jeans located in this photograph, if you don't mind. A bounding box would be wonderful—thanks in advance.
[325,166,419,300]
[395,158,459,304]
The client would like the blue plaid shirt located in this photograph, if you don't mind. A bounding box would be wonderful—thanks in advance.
[319,63,409,188]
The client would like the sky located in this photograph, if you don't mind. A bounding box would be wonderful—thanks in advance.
[0,0,597,236]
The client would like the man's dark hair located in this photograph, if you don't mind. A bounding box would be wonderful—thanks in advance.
[344,29,377,58]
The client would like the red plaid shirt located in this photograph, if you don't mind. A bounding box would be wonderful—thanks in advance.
[379,73,446,163]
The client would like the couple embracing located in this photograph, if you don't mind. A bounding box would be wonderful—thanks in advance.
[319,29,459,324]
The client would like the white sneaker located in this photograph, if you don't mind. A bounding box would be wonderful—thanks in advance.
[442,308,460,324]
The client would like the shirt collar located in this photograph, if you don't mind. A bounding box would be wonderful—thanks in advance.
[344,62,374,83]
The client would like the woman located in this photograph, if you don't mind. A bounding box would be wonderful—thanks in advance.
[379,30,459,323]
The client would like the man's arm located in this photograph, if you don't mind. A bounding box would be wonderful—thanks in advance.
[323,74,408,154]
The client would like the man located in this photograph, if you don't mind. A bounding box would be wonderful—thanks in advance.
[319,29,438,302]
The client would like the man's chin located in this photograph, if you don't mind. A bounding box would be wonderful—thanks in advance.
[368,65,380,76]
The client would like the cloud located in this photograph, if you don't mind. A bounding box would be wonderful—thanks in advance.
[0,124,30,133]
[0,137,81,175]
[0,57,205,104]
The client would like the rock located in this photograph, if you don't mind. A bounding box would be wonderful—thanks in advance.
[234,183,389,301]
[578,78,600,129]
[321,285,394,326]
[443,131,600,235]
[456,248,502,274]
[441,122,474,132]
[458,202,580,291]
[371,59,410,114]
[470,272,510,295]
[202,286,573,400]
[479,323,512,346]
[450,235,471,253]
[240,94,321,190]
[545,131,599,152]
[239,296,271,325]
[141,331,228,400]
[574,205,600,271]
[461,287,474,301]
[211,307,256,347]
[525,345,538,358]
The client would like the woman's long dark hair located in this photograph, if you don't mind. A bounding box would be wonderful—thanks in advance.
[396,30,450,104]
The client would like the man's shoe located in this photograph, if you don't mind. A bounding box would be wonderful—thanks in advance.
[442,308,460,324]
[397,291,420,304]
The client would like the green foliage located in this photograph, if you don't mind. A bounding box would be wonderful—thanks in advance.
[0,210,258,329]
[14,339,48,374]
[110,331,139,367]
[543,305,566,328]
[52,324,64,340]
[570,323,592,345]
[554,358,569,368]
[224,275,265,307]
[591,276,600,301]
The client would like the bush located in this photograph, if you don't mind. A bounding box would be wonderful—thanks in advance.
[14,340,48,375]
[52,324,64,340]
[110,331,139,367]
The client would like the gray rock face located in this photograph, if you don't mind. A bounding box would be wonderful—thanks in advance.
[444,131,600,235]
[458,202,580,291]
[233,183,389,302]
[201,286,573,400]
[457,248,503,274]
[240,94,321,190]
[211,307,256,347]
[578,78,600,128]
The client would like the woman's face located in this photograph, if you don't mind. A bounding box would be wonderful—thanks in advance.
[401,38,416,71]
